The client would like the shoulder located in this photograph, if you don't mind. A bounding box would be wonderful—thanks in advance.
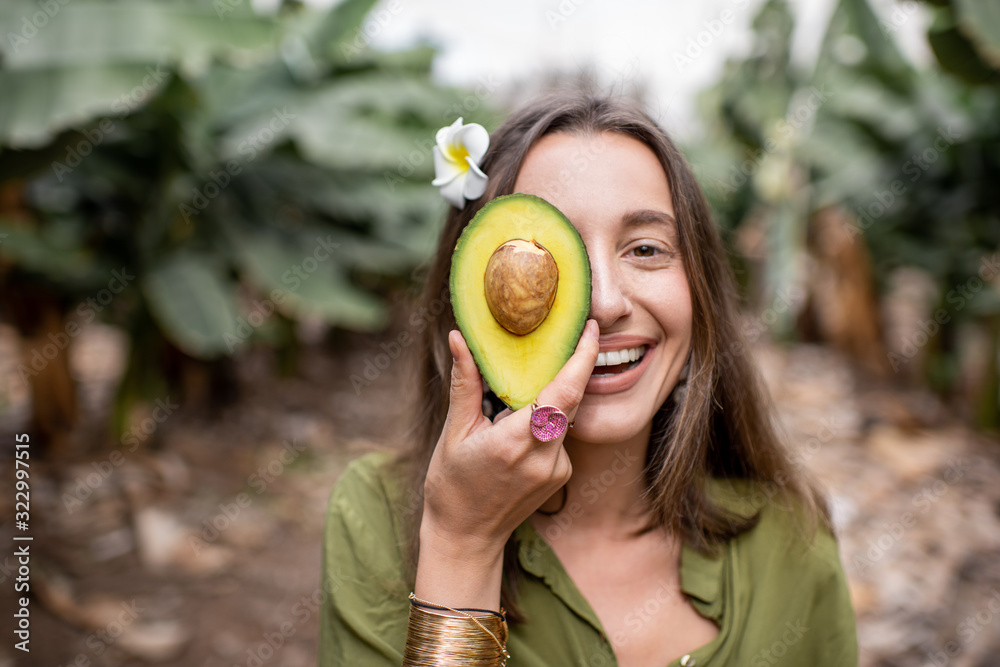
[326,450,412,533]
[320,451,413,664]
[323,451,414,575]
[707,476,843,577]
[329,450,401,500]
[707,478,859,664]
[329,451,401,501]
[321,450,414,608]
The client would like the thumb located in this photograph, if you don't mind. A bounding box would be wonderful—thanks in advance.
[445,329,485,434]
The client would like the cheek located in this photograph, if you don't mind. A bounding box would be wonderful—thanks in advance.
[673,284,694,338]
[645,271,693,337]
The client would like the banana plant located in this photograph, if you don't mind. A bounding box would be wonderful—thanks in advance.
[690,0,1000,427]
[0,0,494,450]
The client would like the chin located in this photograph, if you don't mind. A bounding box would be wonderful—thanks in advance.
[567,404,654,447]
[571,376,678,447]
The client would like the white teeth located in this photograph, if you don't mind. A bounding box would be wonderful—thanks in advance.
[595,346,646,367]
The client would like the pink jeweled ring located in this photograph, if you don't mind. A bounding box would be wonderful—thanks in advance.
[530,403,571,442]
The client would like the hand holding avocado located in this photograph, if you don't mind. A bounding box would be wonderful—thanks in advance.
[414,193,596,610]
[426,192,599,545]
[420,319,598,551]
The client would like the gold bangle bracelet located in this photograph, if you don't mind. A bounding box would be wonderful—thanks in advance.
[402,593,509,667]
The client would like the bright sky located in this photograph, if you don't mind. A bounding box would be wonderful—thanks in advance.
[260,0,932,141]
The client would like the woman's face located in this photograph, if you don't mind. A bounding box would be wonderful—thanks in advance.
[513,131,693,445]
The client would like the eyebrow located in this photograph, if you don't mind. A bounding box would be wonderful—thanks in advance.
[622,209,678,230]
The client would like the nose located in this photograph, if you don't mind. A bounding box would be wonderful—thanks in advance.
[587,251,632,328]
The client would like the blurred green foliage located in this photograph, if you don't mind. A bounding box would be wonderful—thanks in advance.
[2,0,998,435]
[689,0,1000,426]
[0,0,494,430]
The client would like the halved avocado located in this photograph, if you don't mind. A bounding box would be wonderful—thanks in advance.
[450,194,591,410]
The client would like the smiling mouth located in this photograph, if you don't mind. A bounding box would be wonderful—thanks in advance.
[591,345,647,377]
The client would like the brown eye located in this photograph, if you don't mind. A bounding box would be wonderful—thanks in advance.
[633,245,657,257]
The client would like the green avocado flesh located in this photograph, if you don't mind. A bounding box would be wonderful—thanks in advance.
[450,194,592,410]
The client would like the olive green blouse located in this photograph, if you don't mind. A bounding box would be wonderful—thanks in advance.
[319,452,858,666]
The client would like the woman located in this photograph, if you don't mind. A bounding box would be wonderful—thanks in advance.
[319,92,858,666]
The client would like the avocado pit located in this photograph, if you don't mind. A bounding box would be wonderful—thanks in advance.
[484,239,559,335]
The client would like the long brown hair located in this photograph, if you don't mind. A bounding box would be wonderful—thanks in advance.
[395,90,829,622]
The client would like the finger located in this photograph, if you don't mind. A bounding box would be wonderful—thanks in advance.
[535,319,599,412]
[444,329,485,436]
[492,407,514,424]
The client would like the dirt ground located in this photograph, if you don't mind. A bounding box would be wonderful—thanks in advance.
[0,318,998,667]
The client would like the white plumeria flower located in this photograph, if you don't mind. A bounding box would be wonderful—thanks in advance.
[432,117,490,208]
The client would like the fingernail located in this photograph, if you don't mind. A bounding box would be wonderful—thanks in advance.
[588,319,599,340]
